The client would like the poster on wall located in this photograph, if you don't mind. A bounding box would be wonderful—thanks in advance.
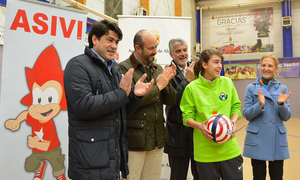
[118,15,191,67]
[0,0,86,179]
[257,61,300,78]
[210,7,274,54]
[224,63,257,79]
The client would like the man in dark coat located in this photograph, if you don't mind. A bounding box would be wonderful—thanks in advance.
[164,38,199,180]
[63,20,153,180]
[119,30,177,180]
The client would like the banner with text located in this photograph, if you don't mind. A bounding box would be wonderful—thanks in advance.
[0,0,86,179]
[257,62,300,78]
[211,7,274,54]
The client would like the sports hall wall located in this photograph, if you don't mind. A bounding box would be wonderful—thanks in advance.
[85,0,197,55]
[201,1,300,116]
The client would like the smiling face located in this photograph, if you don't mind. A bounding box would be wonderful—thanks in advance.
[170,43,188,69]
[28,80,62,122]
[261,57,278,79]
[134,31,158,66]
[202,54,223,81]
[141,32,157,64]
[92,30,119,62]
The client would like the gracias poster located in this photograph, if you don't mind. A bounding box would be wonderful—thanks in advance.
[210,7,274,54]
[0,0,86,179]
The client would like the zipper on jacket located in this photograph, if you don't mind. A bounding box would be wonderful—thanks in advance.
[96,80,100,95]
[210,84,216,109]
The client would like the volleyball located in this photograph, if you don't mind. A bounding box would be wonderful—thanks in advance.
[207,114,233,143]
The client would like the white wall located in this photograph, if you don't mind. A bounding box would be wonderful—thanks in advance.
[183,0,197,55]
[123,0,140,15]
[149,0,175,16]
[86,0,105,21]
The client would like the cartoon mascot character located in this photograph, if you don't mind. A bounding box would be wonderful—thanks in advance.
[5,45,67,180]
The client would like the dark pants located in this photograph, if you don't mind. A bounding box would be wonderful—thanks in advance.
[195,155,243,180]
[168,154,199,180]
[251,159,284,180]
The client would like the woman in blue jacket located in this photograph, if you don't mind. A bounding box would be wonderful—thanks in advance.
[243,53,292,180]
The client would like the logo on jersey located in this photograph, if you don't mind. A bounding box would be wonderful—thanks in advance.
[219,92,228,101]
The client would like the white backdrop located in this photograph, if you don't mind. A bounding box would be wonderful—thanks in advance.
[118,15,193,180]
[0,0,86,179]
[118,15,191,66]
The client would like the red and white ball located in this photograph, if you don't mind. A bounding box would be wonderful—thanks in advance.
[207,114,233,143]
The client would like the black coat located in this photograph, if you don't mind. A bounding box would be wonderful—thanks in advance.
[64,47,141,180]
[164,60,194,158]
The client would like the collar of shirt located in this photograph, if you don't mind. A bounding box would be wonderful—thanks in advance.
[199,71,217,83]
[91,48,114,73]
[134,52,153,68]
[129,52,157,71]
[177,64,187,76]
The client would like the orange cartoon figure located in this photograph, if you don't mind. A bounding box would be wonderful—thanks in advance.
[5,45,67,180]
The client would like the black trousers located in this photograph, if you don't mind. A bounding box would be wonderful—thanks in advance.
[195,155,243,180]
[251,159,284,180]
[168,154,199,180]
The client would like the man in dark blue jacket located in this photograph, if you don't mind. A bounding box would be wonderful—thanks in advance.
[64,20,153,180]
[164,38,199,180]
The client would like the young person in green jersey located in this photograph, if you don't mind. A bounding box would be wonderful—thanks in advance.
[180,48,243,180]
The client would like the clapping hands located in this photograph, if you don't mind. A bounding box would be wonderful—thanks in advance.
[156,62,176,91]
[119,68,154,97]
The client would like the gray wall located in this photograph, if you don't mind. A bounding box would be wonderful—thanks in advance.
[233,77,300,117]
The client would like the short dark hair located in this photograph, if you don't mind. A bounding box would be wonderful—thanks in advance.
[88,20,123,48]
[194,48,224,77]
[133,29,146,50]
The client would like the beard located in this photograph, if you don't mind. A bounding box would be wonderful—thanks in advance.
[142,50,155,63]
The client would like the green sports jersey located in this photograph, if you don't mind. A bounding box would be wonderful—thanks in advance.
[180,75,242,162]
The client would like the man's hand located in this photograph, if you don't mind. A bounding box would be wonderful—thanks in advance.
[134,74,154,97]
[119,68,134,96]
[156,63,176,91]
[186,61,196,82]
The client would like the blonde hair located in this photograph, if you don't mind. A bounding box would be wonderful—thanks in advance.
[260,53,279,68]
